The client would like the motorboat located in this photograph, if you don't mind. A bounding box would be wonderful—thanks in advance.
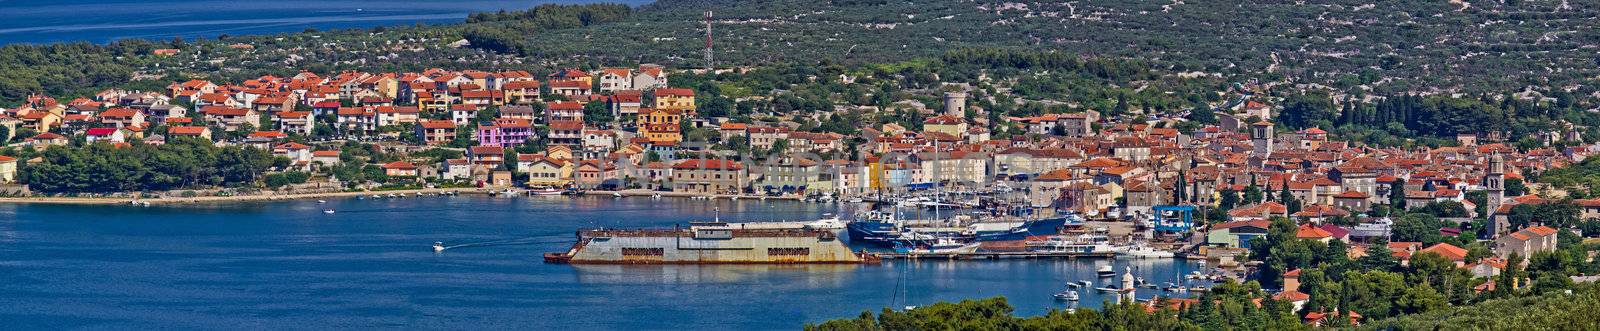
[894,238,980,254]
[432,241,446,253]
[1026,233,1115,254]
[804,215,849,230]
[323,209,336,214]
[612,192,624,198]
[1053,289,1080,301]
[1116,243,1176,259]
[1097,265,1116,278]
[527,187,563,196]
[317,200,327,204]
[1094,286,1121,293]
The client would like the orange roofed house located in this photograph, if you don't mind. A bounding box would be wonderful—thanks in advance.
[653,88,695,115]
[382,161,419,178]
[636,108,682,145]
[1496,225,1558,259]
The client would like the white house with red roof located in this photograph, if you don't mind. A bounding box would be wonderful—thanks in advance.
[275,111,315,135]
[0,155,16,183]
[98,108,145,128]
[84,127,125,143]
[596,68,633,92]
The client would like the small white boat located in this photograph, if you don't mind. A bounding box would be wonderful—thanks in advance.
[1116,244,1176,259]
[803,215,848,230]
[896,238,980,254]
[317,200,327,204]
[651,193,662,199]
[432,241,445,253]
[1097,265,1116,278]
[1094,286,1120,293]
[1053,289,1079,301]
[612,192,623,198]
[323,209,336,214]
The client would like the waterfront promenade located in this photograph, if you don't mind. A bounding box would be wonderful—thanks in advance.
[0,188,797,205]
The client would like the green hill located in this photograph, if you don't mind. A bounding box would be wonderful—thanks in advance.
[489,0,1600,96]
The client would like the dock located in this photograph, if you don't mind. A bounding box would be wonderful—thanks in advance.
[876,251,1116,260]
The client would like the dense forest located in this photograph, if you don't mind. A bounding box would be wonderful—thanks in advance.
[15,138,276,194]
[502,0,1600,96]
[0,40,168,104]
[462,4,634,55]
[5,1,1600,108]
[1275,91,1600,147]
[805,281,1600,330]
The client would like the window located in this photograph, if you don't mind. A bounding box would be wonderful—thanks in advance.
[622,247,665,256]
[769,248,809,256]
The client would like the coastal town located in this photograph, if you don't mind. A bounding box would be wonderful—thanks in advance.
[2,62,1599,326]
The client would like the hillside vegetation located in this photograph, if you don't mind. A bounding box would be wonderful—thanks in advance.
[493,0,1600,96]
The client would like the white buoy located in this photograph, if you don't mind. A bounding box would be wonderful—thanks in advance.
[433,241,446,253]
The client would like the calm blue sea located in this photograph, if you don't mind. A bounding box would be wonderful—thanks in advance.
[0,196,1201,329]
[0,0,651,45]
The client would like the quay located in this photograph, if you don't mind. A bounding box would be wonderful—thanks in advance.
[876,251,1117,260]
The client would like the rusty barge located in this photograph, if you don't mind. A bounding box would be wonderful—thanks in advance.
[544,222,877,264]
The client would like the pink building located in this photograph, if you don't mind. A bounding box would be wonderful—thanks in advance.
[476,118,534,148]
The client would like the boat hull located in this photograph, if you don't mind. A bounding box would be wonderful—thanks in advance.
[548,228,870,264]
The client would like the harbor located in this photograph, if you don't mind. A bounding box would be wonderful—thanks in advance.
[0,193,1218,329]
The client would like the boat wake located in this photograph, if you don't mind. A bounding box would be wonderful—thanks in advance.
[434,236,565,252]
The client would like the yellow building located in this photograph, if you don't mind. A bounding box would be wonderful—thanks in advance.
[654,88,696,115]
[922,114,967,138]
[636,108,683,145]
[519,154,573,187]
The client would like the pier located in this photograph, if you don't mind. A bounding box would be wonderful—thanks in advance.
[876,251,1117,260]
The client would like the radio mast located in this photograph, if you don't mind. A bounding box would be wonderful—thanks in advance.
[704,11,714,71]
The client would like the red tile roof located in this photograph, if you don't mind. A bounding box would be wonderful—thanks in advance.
[672,158,743,170]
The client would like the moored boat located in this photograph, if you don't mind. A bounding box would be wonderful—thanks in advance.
[1115,243,1176,259]
[545,222,872,264]
[527,186,563,196]
[1096,265,1116,277]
